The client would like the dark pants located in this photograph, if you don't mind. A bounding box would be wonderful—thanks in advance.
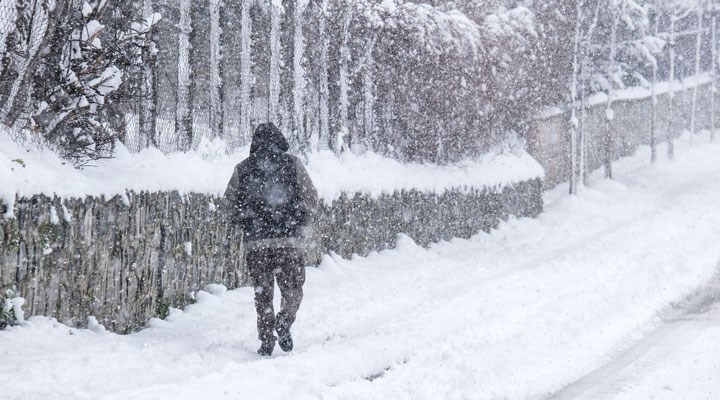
[246,247,306,342]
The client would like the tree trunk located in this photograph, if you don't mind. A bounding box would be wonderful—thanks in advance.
[691,4,703,137]
[317,0,330,152]
[139,0,158,149]
[668,16,676,159]
[239,0,253,146]
[153,0,181,152]
[569,0,583,195]
[176,0,193,151]
[712,16,717,142]
[651,8,659,163]
[336,5,352,153]
[268,0,282,126]
[209,0,223,140]
[579,56,587,185]
[189,1,210,149]
[605,13,618,178]
[580,2,601,184]
[292,0,306,154]
[362,36,376,152]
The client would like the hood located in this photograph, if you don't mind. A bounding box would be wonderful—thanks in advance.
[250,123,290,156]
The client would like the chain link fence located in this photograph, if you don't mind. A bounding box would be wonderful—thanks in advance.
[0,0,16,57]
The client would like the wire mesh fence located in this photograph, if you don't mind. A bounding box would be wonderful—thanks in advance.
[0,0,16,55]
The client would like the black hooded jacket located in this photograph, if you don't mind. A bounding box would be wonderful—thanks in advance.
[224,123,318,246]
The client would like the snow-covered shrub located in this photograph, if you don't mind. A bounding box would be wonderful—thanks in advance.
[29,2,161,167]
[0,289,24,330]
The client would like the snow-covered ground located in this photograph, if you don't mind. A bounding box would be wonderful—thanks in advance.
[2,133,720,399]
[552,273,720,400]
[600,314,720,400]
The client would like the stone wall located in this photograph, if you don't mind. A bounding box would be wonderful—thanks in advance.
[528,81,716,188]
[0,178,543,332]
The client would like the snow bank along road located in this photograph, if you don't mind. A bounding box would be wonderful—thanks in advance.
[2,134,720,400]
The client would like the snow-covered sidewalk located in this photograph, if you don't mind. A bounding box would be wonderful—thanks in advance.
[2,134,720,400]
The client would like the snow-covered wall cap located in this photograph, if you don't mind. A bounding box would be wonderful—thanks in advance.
[0,129,543,214]
[307,149,543,201]
[537,73,713,120]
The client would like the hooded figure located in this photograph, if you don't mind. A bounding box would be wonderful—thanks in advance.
[224,123,318,356]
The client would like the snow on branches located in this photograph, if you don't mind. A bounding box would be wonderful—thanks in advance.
[587,0,664,94]
[32,2,161,167]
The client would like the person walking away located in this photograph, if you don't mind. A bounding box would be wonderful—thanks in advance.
[224,123,318,356]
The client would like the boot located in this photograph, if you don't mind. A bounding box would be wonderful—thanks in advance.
[257,338,275,356]
[276,313,293,352]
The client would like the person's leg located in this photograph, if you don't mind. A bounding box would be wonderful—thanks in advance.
[275,248,306,351]
[247,249,277,351]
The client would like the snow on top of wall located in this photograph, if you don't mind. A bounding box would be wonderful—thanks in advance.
[537,73,714,119]
[308,148,543,201]
[587,73,714,106]
[0,129,543,213]
[0,132,238,208]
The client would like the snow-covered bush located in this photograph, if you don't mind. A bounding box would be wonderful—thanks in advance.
[30,2,161,166]
[0,1,159,166]
[0,289,24,330]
